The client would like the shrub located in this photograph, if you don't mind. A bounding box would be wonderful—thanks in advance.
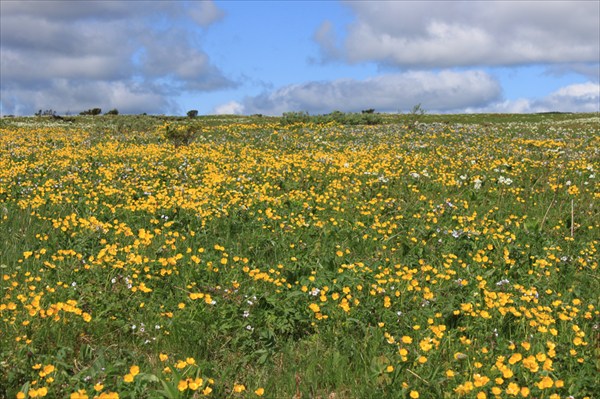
[187,110,199,118]
[281,111,311,125]
[162,123,200,147]
[80,108,102,116]
[35,109,57,116]
[405,103,426,131]
[106,109,119,115]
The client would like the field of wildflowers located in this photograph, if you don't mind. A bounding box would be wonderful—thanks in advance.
[0,114,598,398]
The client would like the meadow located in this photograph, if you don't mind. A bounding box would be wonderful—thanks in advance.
[0,113,598,398]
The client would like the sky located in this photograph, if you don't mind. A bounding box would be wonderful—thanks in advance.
[1,0,599,116]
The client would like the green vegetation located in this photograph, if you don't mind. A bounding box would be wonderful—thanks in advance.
[0,112,598,398]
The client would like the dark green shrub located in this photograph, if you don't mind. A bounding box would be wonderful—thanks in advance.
[80,108,102,116]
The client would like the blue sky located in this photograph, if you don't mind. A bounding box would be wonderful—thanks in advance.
[1,0,598,116]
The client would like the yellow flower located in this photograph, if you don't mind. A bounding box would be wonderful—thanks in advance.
[178,379,189,391]
[536,376,553,389]
[129,365,140,376]
[123,373,134,383]
[42,365,55,375]
[506,382,520,396]
[233,383,246,393]
[409,391,419,398]
[401,336,413,344]
[567,185,579,196]
[70,390,89,399]
[159,353,169,362]
[508,353,522,364]
[473,374,490,387]
[255,387,265,396]
[94,383,104,392]
[17,393,26,399]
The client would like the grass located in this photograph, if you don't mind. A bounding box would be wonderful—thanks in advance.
[0,112,599,398]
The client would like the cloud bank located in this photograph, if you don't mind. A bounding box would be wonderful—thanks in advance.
[215,70,502,115]
[0,0,233,115]
[317,1,599,70]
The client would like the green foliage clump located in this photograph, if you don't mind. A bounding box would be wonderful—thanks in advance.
[80,108,102,116]
[161,122,200,147]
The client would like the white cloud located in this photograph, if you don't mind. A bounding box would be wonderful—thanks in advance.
[316,1,599,69]
[225,70,501,115]
[0,0,232,115]
[1,80,177,115]
[189,0,226,27]
[214,101,245,115]
[468,82,600,113]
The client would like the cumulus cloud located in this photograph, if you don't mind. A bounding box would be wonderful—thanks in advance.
[0,0,233,115]
[468,82,600,113]
[214,101,245,115]
[218,70,502,115]
[316,1,599,69]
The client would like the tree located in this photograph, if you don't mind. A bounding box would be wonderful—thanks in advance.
[187,110,199,118]
[106,109,119,115]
